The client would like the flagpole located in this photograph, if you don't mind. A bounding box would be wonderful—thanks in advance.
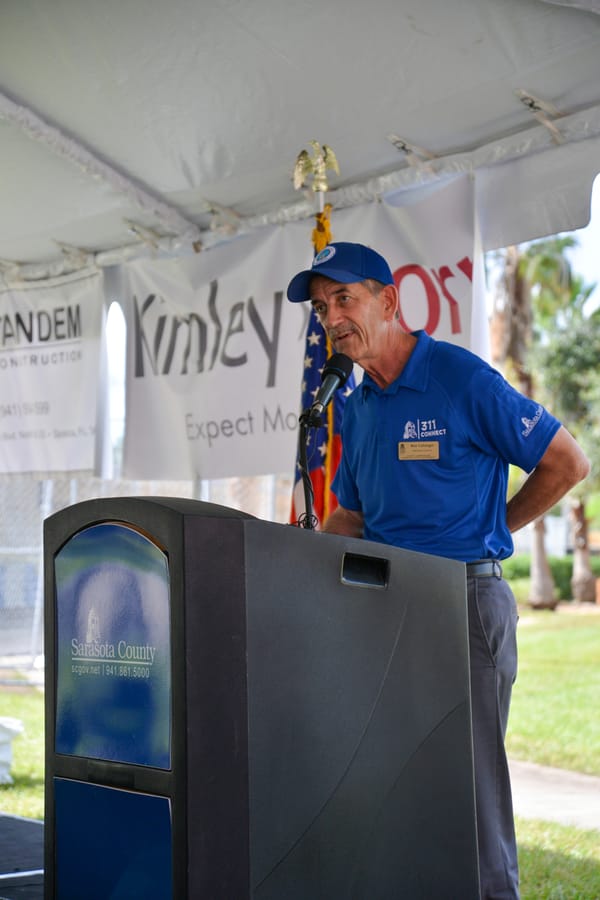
[291,143,341,530]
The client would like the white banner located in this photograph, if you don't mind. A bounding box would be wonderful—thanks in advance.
[0,269,108,474]
[122,176,483,480]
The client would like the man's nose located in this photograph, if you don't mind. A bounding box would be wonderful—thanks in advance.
[322,303,342,328]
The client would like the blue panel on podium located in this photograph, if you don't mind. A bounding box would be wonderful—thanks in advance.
[54,523,171,768]
[54,778,172,899]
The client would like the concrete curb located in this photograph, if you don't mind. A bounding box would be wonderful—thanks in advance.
[510,758,600,831]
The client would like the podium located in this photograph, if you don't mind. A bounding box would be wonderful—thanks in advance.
[44,497,480,899]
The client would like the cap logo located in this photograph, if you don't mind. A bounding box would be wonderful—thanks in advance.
[314,246,336,266]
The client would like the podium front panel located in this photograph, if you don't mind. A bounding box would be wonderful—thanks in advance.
[54,522,171,768]
[244,522,479,899]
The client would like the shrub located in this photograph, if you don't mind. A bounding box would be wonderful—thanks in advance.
[502,554,531,581]
[548,556,574,600]
[503,554,600,601]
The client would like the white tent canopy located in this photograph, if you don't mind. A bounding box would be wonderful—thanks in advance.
[1,0,600,284]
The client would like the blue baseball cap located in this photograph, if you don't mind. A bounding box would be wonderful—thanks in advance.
[286,241,394,302]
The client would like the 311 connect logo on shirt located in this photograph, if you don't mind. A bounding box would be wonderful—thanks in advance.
[402,418,447,439]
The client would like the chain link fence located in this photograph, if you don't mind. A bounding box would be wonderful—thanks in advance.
[0,471,294,667]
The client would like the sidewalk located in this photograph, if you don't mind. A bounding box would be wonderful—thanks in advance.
[510,758,600,831]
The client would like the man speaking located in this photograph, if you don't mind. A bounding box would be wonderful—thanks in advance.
[287,241,589,900]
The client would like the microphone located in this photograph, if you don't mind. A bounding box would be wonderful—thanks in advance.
[302,353,353,426]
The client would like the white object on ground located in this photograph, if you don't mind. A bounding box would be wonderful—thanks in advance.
[0,717,24,784]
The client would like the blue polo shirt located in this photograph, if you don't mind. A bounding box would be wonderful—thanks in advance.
[332,330,561,562]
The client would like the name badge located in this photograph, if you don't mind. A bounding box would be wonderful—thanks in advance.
[398,441,439,460]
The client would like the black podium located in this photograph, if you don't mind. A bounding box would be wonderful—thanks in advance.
[44,497,480,899]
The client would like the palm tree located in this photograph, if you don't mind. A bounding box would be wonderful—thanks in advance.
[489,237,580,609]
[489,244,533,396]
[536,297,600,602]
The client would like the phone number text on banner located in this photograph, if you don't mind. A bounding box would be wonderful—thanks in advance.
[0,269,106,474]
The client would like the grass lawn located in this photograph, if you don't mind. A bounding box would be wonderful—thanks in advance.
[516,816,600,900]
[507,607,600,775]
[0,685,44,820]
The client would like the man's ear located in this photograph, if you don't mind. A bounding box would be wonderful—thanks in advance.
[381,283,399,320]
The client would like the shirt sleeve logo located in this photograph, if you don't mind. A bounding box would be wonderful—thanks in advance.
[521,405,543,437]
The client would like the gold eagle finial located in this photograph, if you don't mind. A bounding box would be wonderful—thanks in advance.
[293,141,340,193]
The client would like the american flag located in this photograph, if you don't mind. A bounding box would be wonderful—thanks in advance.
[291,306,355,528]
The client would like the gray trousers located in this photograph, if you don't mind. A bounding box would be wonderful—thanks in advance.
[467,575,520,900]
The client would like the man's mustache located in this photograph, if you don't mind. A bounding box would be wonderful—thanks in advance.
[328,326,356,342]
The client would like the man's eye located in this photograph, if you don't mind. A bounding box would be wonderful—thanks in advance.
[313,305,326,316]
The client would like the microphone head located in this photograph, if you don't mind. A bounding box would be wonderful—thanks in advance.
[322,353,353,387]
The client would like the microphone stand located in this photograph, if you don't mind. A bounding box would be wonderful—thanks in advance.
[296,409,322,530]
[294,352,352,530]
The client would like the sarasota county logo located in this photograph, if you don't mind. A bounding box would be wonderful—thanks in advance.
[86,606,100,644]
[403,421,418,439]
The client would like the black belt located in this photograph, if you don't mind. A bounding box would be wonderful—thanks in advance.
[466,559,503,579]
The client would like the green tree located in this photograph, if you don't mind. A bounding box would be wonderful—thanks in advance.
[535,295,600,602]
[489,236,585,608]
